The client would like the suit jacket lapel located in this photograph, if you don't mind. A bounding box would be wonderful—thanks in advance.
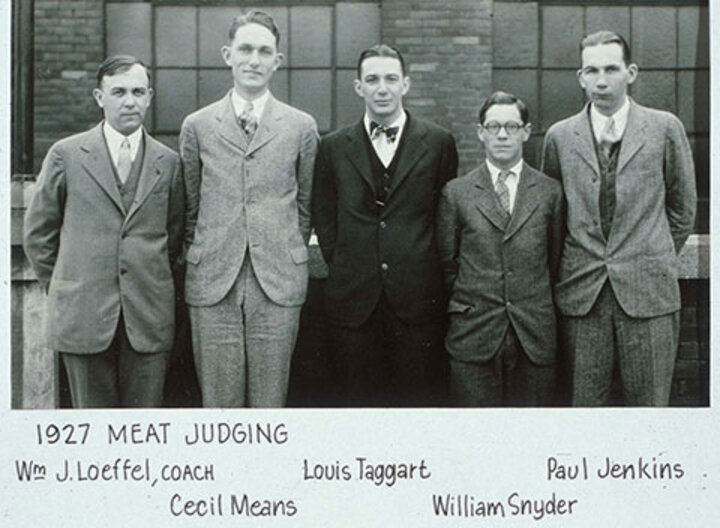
[344,120,375,192]
[125,132,165,224]
[80,124,125,214]
[474,164,509,232]
[616,100,646,173]
[572,105,601,176]
[246,95,280,156]
[504,165,540,241]
[216,91,248,152]
[385,116,427,202]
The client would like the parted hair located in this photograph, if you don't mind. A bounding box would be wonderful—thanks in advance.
[357,44,406,78]
[228,10,281,46]
[477,91,529,125]
[580,30,631,64]
[96,55,151,87]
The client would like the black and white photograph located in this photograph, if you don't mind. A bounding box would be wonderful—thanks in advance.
[1,0,716,525]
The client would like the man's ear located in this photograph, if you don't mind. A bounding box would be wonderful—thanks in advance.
[576,69,586,90]
[221,45,232,67]
[92,88,104,109]
[353,78,363,98]
[626,63,639,85]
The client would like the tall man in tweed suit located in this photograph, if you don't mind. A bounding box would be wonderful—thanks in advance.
[312,45,458,406]
[24,56,184,408]
[541,31,696,406]
[180,11,319,407]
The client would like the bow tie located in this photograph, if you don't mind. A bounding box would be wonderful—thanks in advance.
[370,121,400,143]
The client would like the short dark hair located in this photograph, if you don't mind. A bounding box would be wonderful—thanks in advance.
[96,55,151,87]
[228,10,281,47]
[580,30,631,64]
[477,91,529,125]
[357,44,406,78]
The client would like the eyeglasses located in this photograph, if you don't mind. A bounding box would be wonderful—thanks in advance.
[479,121,526,135]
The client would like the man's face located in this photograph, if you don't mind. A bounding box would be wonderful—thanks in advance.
[354,56,409,123]
[477,104,530,169]
[222,23,282,98]
[92,64,153,135]
[578,42,638,115]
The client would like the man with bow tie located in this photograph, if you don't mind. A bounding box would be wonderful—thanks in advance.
[541,31,696,406]
[437,91,564,406]
[179,11,319,407]
[312,44,458,406]
[23,55,184,408]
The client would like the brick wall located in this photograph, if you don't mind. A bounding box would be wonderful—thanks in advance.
[382,0,492,175]
[33,0,105,171]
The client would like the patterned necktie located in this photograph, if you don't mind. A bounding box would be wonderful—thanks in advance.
[116,138,132,185]
[599,116,619,159]
[495,169,512,214]
[239,101,258,138]
[370,121,399,143]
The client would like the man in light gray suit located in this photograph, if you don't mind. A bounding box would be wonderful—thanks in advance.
[24,55,184,408]
[541,31,696,406]
[180,11,319,407]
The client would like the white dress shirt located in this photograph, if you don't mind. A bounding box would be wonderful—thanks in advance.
[590,96,630,143]
[364,110,407,167]
[231,89,270,122]
[103,121,143,169]
[486,158,523,214]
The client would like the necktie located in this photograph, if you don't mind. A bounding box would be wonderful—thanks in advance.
[117,138,132,185]
[599,117,619,159]
[370,121,399,143]
[239,101,258,138]
[495,169,512,214]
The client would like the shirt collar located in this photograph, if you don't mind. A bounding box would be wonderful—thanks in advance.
[590,96,630,140]
[486,158,523,182]
[231,89,271,121]
[103,121,143,161]
[363,110,407,138]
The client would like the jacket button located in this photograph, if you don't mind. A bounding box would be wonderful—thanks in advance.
[381,263,389,271]
[506,301,511,307]
[380,221,387,229]
[120,269,127,275]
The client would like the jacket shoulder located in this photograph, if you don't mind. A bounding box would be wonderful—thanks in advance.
[182,97,225,128]
[525,164,562,195]
[545,110,584,137]
[443,167,479,195]
[147,134,180,160]
[273,99,317,127]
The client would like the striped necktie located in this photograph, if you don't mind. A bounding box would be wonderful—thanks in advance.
[495,169,512,214]
[116,138,132,185]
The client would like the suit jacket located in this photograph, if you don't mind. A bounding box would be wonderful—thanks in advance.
[312,114,458,327]
[23,124,185,353]
[437,163,564,364]
[541,100,696,318]
[180,92,319,307]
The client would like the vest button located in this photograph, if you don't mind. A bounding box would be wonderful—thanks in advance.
[381,263,389,271]
[380,221,387,229]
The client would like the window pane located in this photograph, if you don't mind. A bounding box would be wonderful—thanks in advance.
[106,3,151,64]
[678,6,709,68]
[270,69,290,104]
[198,70,231,108]
[156,7,197,67]
[492,2,538,67]
[586,7,630,41]
[678,70,709,134]
[540,70,583,131]
[199,7,238,67]
[155,69,197,131]
[336,3,381,68]
[291,70,331,132]
[542,6,583,68]
[632,7,677,68]
[336,69,364,128]
[632,70,676,114]
[290,6,331,67]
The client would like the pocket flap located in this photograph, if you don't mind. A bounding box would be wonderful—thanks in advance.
[290,245,309,264]
[448,299,472,314]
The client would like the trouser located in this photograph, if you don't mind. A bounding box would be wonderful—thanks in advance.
[564,282,679,406]
[189,258,301,408]
[60,315,169,408]
[331,294,447,407]
[450,325,556,407]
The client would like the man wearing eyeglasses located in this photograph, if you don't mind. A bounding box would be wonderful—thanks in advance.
[437,91,564,406]
[541,31,696,406]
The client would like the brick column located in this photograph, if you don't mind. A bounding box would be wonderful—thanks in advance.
[382,0,493,175]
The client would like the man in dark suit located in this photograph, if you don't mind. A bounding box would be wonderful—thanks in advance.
[437,91,564,406]
[180,11,318,407]
[541,31,696,406]
[312,44,458,406]
[23,55,184,408]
